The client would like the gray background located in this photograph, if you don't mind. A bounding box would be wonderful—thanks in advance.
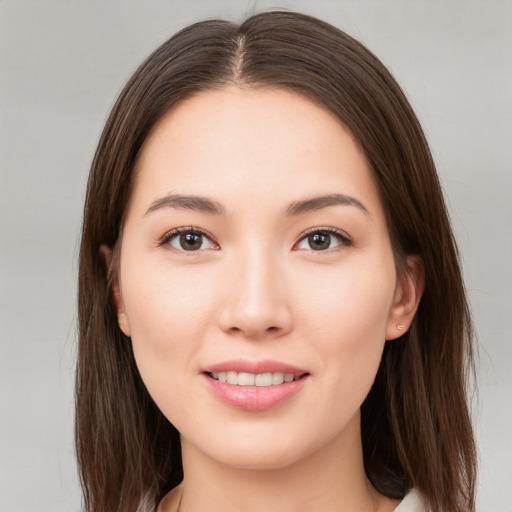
[0,1,510,511]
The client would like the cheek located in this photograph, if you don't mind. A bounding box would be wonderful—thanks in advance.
[296,256,396,338]
[123,259,218,342]
[295,258,395,392]
[119,259,220,414]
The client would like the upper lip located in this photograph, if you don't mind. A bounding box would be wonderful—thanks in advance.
[202,359,309,375]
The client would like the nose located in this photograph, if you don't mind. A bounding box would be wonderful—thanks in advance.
[217,246,293,340]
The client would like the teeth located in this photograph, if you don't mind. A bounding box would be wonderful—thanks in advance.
[255,372,272,386]
[238,372,255,386]
[272,372,284,385]
[209,371,301,386]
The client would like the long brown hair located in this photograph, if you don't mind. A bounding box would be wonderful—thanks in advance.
[77,10,477,512]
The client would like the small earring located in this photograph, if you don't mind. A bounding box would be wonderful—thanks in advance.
[397,324,405,330]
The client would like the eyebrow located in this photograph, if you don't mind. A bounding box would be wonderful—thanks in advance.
[285,193,369,217]
[145,192,368,217]
[146,194,226,216]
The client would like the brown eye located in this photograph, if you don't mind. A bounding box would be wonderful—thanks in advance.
[295,229,351,251]
[308,232,331,250]
[180,232,203,250]
[167,229,216,251]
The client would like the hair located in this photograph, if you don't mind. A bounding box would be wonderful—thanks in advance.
[76,10,477,512]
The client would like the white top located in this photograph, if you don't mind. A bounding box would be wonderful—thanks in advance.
[151,487,428,512]
[394,489,428,511]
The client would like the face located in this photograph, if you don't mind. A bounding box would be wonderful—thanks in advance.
[113,87,420,470]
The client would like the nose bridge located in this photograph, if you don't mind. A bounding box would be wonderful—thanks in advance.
[219,239,292,338]
[242,244,278,309]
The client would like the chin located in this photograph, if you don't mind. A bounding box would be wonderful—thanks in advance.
[213,445,307,471]
[185,425,331,472]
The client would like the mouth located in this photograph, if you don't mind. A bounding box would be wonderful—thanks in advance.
[201,360,311,411]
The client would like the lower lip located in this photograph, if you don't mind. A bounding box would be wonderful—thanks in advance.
[202,374,309,411]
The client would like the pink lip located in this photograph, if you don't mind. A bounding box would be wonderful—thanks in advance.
[202,359,309,375]
[201,359,310,412]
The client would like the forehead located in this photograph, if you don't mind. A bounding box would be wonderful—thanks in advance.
[130,86,384,221]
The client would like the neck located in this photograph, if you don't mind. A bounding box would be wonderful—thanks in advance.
[166,414,397,512]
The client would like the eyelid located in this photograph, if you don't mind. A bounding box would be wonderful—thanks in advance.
[157,225,352,252]
[159,226,219,252]
[293,226,353,251]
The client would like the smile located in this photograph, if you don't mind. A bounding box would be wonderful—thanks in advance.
[208,371,303,386]
[201,360,310,411]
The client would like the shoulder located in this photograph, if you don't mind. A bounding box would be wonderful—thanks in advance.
[393,489,429,512]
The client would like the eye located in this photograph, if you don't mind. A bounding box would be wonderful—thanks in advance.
[161,228,218,252]
[294,228,352,251]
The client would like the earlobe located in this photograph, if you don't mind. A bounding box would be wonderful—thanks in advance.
[112,280,132,337]
[386,255,425,340]
[100,244,132,337]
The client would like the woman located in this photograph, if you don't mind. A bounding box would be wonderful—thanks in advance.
[76,10,477,512]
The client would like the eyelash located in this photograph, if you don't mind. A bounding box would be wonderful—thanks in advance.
[294,227,353,252]
[159,226,218,252]
[158,226,353,253]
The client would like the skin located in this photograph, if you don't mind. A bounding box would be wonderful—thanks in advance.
[110,87,423,512]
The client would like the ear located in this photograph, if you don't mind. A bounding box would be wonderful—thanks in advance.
[100,244,131,337]
[386,255,425,340]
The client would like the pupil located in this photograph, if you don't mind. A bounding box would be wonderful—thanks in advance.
[181,232,202,250]
[309,233,330,250]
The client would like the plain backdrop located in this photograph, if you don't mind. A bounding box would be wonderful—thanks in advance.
[0,1,510,511]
